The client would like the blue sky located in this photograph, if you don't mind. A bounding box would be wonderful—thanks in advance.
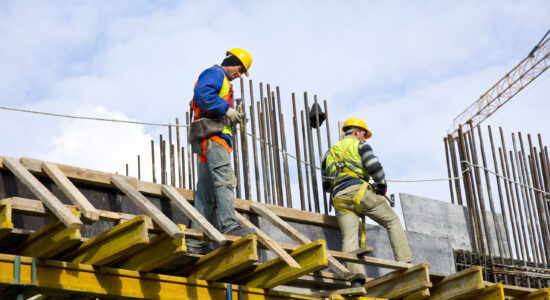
[1,1,549,215]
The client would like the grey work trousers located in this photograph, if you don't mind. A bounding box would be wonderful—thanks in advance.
[334,184,412,277]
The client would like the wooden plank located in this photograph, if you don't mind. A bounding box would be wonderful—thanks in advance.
[161,185,226,243]
[2,157,83,229]
[292,271,351,289]
[42,161,100,221]
[14,156,340,228]
[0,198,14,239]
[512,288,550,300]
[238,239,329,289]
[119,225,187,272]
[363,263,432,299]
[19,216,81,259]
[428,266,484,300]
[64,215,149,266]
[181,234,258,281]
[312,287,366,297]
[249,201,351,278]
[329,296,382,300]
[235,211,301,268]
[111,175,183,238]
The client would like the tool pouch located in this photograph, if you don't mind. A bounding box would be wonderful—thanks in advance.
[189,118,226,142]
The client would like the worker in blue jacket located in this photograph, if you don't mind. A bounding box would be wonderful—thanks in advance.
[187,48,255,254]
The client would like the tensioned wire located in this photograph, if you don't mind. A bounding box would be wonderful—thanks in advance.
[1,105,550,199]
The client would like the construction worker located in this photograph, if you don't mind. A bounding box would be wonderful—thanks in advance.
[187,48,255,254]
[321,117,411,286]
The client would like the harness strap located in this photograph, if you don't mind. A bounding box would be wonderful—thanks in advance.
[198,136,232,163]
[333,182,371,248]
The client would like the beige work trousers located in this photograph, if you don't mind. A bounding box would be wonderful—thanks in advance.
[334,184,412,277]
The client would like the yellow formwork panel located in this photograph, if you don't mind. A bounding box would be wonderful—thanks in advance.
[239,239,329,289]
[0,198,14,239]
[186,234,258,281]
[21,217,81,259]
[329,296,387,300]
[364,263,432,299]
[513,288,550,300]
[0,253,321,300]
[467,283,505,300]
[68,215,149,266]
[428,266,484,300]
[119,224,186,272]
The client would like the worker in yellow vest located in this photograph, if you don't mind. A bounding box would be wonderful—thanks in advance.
[321,117,411,286]
[187,48,255,254]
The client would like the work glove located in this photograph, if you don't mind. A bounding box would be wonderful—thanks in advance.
[374,181,387,196]
[226,107,245,123]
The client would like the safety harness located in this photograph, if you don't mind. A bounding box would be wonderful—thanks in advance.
[328,139,372,248]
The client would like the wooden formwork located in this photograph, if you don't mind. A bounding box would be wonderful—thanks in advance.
[0,155,549,300]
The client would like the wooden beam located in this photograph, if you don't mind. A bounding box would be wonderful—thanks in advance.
[20,216,81,259]
[468,283,505,300]
[312,287,366,297]
[161,185,226,244]
[238,239,329,289]
[249,202,350,278]
[512,288,550,300]
[119,224,187,272]
[180,234,258,281]
[111,176,183,238]
[42,161,100,221]
[403,289,430,300]
[0,253,322,300]
[235,211,301,269]
[63,215,149,266]
[363,263,431,299]
[428,266,484,300]
[2,157,83,229]
[0,198,14,239]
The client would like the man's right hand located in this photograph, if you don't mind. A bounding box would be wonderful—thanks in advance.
[226,107,245,123]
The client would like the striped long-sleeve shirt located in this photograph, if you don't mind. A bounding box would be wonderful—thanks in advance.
[321,135,386,196]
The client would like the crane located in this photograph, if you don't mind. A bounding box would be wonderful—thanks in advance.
[448,31,550,135]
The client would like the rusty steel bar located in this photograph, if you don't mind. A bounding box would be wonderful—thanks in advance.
[258,104,270,205]
[232,100,242,199]
[126,163,128,176]
[448,135,464,205]
[487,126,513,259]
[444,137,456,204]
[518,134,542,264]
[304,92,321,213]
[511,133,534,262]
[528,152,549,265]
[269,88,284,206]
[465,126,488,254]
[532,148,550,263]
[457,125,479,252]
[263,96,277,206]
[176,118,182,188]
[186,112,195,192]
[499,127,525,262]
[498,147,522,261]
[323,99,333,213]
[508,149,531,263]
[477,125,504,258]
[151,140,157,184]
[277,86,292,208]
[293,94,306,211]
[249,80,261,203]
[301,110,313,212]
[160,134,165,184]
[239,78,251,201]
[314,95,328,214]
[181,146,186,189]
[137,155,141,180]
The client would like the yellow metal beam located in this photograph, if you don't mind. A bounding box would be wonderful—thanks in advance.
[62,215,149,266]
[403,288,430,300]
[513,288,550,300]
[179,234,258,281]
[0,199,14,239]
[364,263,432,299]
[119,225,187,272]
[239,239,329,289]
[428,266,484,300]
[328,296,387,300]
[467,283,505,300]
[0,253,320,300]
[20,216,81,259]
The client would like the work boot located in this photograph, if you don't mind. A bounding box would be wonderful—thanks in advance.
[186,240,205,255]
[350,273,366,287]
[226,226,256,237]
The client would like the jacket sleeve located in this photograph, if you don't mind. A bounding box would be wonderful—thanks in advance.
[358,141,386,184]
[193,67,230,116]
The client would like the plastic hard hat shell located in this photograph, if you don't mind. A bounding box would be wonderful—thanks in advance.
[343,117,372,139]
[226,48,252,76]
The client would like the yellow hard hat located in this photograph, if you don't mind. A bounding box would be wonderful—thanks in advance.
[226,48,252,77]
[343,117,372,139]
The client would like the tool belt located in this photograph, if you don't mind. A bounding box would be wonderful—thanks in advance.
[332,181,372,248]
[188,118,226,143]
